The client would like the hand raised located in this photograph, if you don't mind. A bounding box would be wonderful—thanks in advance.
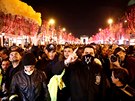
[32,33,42,46]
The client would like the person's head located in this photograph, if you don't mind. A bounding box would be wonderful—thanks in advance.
[76,46,84,59]
[113,47,126,61]
[111,68,129,86]
[22,53,36,74]
[82,45,95,57]
[9,50,22,63]
[9,45,19,51]
[63,45,74,59]
[44,44,56,60]
[1,59,10,71]
[0,48,9,60]
[90,43,97,54]
[126,45,135,56]
[101,46,109,57]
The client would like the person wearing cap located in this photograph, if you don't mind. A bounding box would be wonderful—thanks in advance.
[110,46,135,89]
[36,43,60,83]
[31,35,60,84]
[9,53,50,101]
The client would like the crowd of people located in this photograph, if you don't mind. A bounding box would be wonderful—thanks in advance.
[0,35,135,101]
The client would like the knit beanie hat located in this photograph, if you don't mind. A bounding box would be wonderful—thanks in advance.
[22,53,36,66]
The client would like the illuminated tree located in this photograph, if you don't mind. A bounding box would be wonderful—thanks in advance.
[126,0,135,33]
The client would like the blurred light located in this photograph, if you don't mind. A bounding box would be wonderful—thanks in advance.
[107,18,113,25]
[62,28,66,31]
[49,19,55,25]
[2,33,5,36]
[99,28,102,32]
[124,20,127,23]
[13,38,17,43]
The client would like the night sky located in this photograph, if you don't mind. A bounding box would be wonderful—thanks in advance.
[22,0,130,38]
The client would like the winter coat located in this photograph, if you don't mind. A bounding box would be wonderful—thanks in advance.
[9,69,50,101]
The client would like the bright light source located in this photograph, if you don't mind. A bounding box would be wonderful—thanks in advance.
[124,20,127,23]
[49,19,55,25]
[2,33,5,36]
[99,28,102,32]
[62,28,66,31]
[107,18,113,25]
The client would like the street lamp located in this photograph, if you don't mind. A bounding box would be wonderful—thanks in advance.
[48,19,55,42]
[49,19,55,25]
[107,18,113,27]
[62,28,66,32]
[99,28,102,32]
[1,33,5,47]
[124,20,127,23]
[107,18,113,44]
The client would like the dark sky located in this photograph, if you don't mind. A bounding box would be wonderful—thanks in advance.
[22,0,130,38]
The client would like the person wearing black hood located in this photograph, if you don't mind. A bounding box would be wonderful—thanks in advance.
[52,45,108,101]
[68,45,108,101]
[9,53,50,101]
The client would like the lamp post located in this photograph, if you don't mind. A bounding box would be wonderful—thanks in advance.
[1,33,5,47]
[48,19,55,42]
[99,28,103,44]
[59,27,66,44]
[107,18,113,43]
[49,19,55,26]
[107,18,113,28]
[62,28,66,32]
[99,28,102,32]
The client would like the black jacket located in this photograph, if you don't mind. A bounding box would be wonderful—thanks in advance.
[52,60,71,101]
[69,59,108,101]
[36,55,59,84]
[53,57,108,101]
[109,84,135,101]
[9,69,50,101]
[32,45,60,84]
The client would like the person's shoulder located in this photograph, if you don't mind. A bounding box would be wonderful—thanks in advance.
[125,85,135,97]
[128,56,135,60]
[13,70,24,78]
[36,69,47,76]
[126,56,135,63]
